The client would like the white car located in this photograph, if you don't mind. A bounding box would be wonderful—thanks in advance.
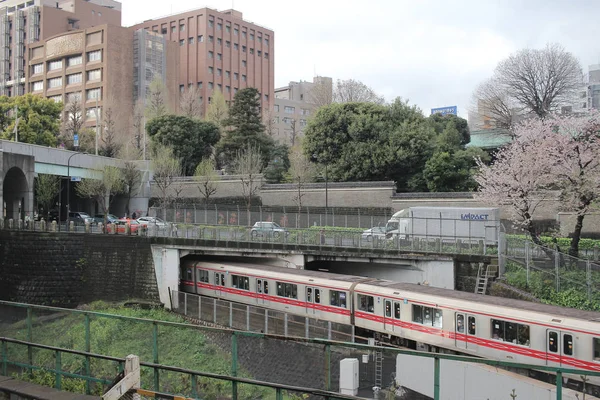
[137,217,168,227]
[361,226,387,241]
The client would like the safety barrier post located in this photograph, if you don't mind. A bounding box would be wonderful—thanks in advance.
[231,332,238,400]
[27,306,32,374]
[84,313,91,394]
[556,370,563,400]
[276,387,283,400]
[229,302,233,328]
[325,344,331,391]
[434,356,440,400]
[153,322,159,391]
[55,349,62,390]
[191,374,198,398]
[1,339,7,376]
[246,305,250,331]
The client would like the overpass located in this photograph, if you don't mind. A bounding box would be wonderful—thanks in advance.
[0,139,150,220]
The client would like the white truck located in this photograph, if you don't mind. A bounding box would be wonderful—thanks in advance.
[385,206,500,244]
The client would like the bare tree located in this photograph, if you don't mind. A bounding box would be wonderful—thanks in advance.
[288,145,316,226]
[289,118,300,146]
[194,158,219,204]
[471,78,516,131]
[233,143,263,213]
[308,80,333,108]
[76,166,125,227]
[263,107,276,137]
[146,77,168,121]
[334,79,385,104]
[206,88,228,130]
[119,146,142,217]
[179,86,203,119]
[131,99,145,151]
[100,107,121,158]
[35,174,60,219]
[152,144,182,220]
[472,43,583,127]
[61,99,85,149]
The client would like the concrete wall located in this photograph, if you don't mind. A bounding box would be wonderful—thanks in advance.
[0,231,159,307]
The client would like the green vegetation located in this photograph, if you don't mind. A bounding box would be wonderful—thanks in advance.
[5,302,272,399]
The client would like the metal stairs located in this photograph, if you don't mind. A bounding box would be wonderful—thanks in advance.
[374,341,383,389]
[475,260,498,295]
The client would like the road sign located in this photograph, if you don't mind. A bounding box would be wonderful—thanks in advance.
[73,134,79,147]
[431,106,458,116]
[70,176,81,182]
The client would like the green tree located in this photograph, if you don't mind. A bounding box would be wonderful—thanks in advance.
[35,174,60,219]
[205,88,228,129]
[428,113,470,146]
[263,143,290,183]
[0,94,63,146]
[147,115,220,176]
[216,88,275,169]
[424,147,490,192]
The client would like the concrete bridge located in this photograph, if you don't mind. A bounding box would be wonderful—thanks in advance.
[0,139,150,220]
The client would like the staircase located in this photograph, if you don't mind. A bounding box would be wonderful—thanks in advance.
[475,260,498,295]
[374,341,383,389]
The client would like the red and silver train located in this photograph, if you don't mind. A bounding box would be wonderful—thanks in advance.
[180,260,600,394]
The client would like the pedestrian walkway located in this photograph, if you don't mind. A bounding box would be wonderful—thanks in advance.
[0,375,100,400]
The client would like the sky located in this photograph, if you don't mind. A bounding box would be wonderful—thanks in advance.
[120,0,600,119]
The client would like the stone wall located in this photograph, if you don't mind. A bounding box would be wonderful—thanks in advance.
[0,231,158,307]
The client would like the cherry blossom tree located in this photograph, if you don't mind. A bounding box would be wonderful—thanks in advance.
[476,111,600,256]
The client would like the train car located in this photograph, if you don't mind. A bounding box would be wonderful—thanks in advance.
[181,261,371,325]
[353,280,600,394]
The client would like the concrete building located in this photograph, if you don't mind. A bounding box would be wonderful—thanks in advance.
[26,24,134,138]
[272,76,332,145]
[130,8,274,116]
[0,0,121,97]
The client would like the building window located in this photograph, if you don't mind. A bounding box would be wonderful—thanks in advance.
[225,70,230,78]
[242,74,247,82]
[179,39,184,46]
[234,88,238,94]
[226,40,230,48]
[67,55,82,67]
[234,72,239,80]
[226,85,230,93]
[197,81,203,89]
[208,66,213,74]
[86,107,100,119]
[68,92,82,102]
[208,82,213,89]
[208,35,214,43]
[49,95,62,103]
[208,20,214,28]
[283,117,293,125]
[87,50,102,62]
[250,33,254,41]
[217,23,222,31]
[217,68,222,76]
[217,53,222,60]
[67,73,82,85]
[242,31,246,39]
[226,25,230,33]
[98,11,101,16]
[188,37,194,44]
[284,106,295,114]
[171,26,176,33]
[257,50,261,57]
[48,60,62,71]
[198,35,204,42]
[217,83,222,91]
[86,88,101,101]
[264,52,269,59]
[87,69,101,81]
[208,51,213,58]
[257,36,262,44]
[179,84,185,93]
[48,77,62,88]
[32,63,43,74]
[273,116,279,123]
[274,104,279,112]
[179,24,185,31]
[264,94,268,101]
[161,27,167,34]
[249,48,254,55]
[234,43,238,50]
[300,119,307,127]
[242,60,247,67]
[265,38,269,46]
[32,81,43,91]
[217,38,222,46]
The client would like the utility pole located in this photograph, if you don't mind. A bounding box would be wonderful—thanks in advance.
[94,97,99,155]
[142,117,146,160]
[13,106,18,142]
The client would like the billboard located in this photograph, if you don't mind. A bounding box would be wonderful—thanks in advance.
[431,106,458,116]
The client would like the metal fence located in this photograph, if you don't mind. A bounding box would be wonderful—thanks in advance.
[0,300,594,400]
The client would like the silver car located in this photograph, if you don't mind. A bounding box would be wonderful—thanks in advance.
[361,226,387,241]
[250,221,289,238]
[137,216,168,227]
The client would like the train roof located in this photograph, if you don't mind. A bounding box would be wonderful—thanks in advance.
[367,280,600,322]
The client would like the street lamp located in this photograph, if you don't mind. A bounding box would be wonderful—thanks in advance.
[65,152,83,227]
[312,153,329,223]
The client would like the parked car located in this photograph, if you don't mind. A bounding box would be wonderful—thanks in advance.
[109,219,141,234]
[250,221,289,238]
[93,214,119,224]
[137,216,167,227]
[361,226,387,241]
[68,212,93,225]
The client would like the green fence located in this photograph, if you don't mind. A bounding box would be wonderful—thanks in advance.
[0,300,597,400]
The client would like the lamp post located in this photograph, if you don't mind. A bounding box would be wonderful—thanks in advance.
[66,152,83,226]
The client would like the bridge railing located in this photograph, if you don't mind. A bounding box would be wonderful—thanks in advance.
[0,300,595,400]
[0,218,496,256]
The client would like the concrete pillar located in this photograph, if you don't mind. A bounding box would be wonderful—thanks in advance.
[151,246,180,309]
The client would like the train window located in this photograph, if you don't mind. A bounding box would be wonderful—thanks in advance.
[330,290,347,308]
[563,334,573,356]
[412,305,423,324]
[276,282,297,299]
[315,289,321,304]
[197,269,209,283]
[456,315,465,333]
[423,308,432,325]
[385,301,391,318]
[232,274,249,290]
[518,325,530,346]
[433,309,442,328]
[491,319,529,346]
[186,268,193,281]
[394,302,401,319]
[214,273,219,285]
[468,316,476,335]
[307,288,312,302]
[357,294,374,313]
[264,281,269,294]
[548,331,558,353]
[413,305,443,327]
[593,338,600,360]
[257,280,262,293]
[221,274,225,286]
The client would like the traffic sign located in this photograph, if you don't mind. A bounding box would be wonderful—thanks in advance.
[70,176,81,182]
[74,134,79,147]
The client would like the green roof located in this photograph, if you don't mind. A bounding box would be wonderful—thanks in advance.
[467,128,513,149]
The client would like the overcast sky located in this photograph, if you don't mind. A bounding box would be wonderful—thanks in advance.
[120,0,600,119]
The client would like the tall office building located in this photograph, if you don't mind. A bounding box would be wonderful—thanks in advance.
[0,0,120,96]
[130,8,274,116]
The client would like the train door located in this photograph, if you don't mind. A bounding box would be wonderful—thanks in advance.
[546,330,574,367]
[306,287,321,316]
[256,279,270,306]
[214,272,225,297]
[455,313,478,351]
[383,299,401,335]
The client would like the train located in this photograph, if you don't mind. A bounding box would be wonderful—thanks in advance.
[180,260,600,395]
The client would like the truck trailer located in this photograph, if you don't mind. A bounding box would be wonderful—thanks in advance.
[385,207,500,244]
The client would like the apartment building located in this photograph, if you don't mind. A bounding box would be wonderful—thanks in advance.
[0,0,120,96]
[272,76,331,145]
[131,8,274,116]
[27,24,133,135]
